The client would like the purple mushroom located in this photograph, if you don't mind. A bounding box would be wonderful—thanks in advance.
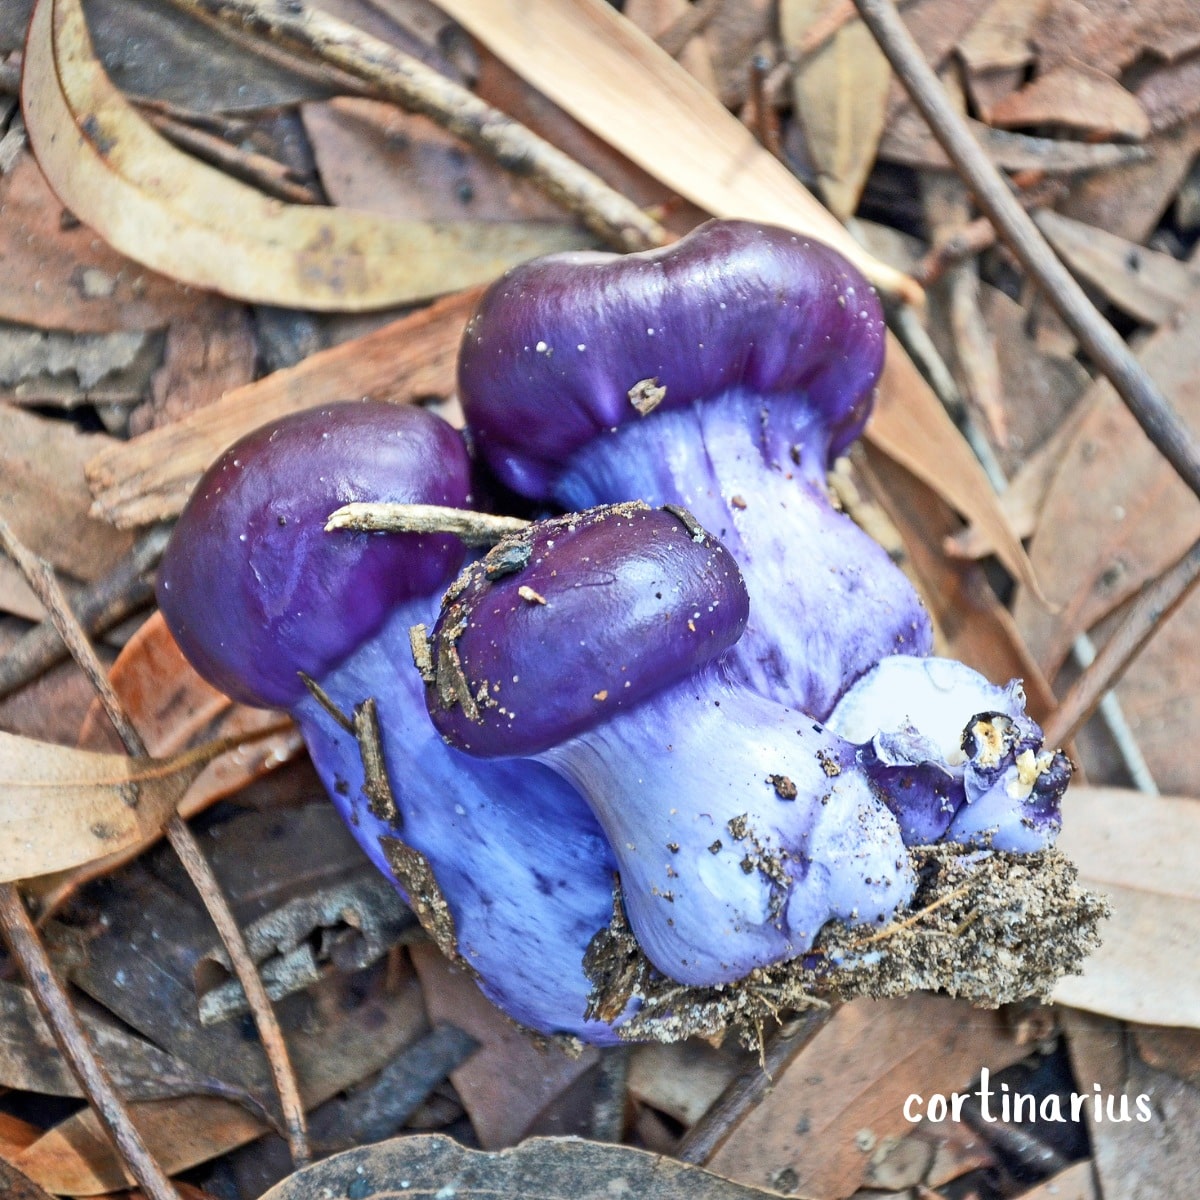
[424,502,915,987]
[828,656,1069,852]
[457,219,933,718]
[157,401,627,1042]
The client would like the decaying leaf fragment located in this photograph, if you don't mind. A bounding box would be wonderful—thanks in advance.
[782,0,892,220]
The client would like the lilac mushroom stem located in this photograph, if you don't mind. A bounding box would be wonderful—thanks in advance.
[458,220,933,719]
[426,503,915,987]
[157,402,627,1043]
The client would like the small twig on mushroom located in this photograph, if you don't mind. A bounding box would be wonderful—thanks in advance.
[854,0,1200,502]
[326,501,530,547]
[1046,537,1200,749]
[0,519,311,1169]
[162,0,669,254]
[0,884,182,1200]
[0,524,169,701]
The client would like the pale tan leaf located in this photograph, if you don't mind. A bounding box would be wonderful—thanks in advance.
[21,0,587,312]
[433,0,919,302]
[1035,209,1200,327]
[0,731,219,883]
[1054,787,1200,1028]
[259,1134,790,1200]
[782,0,892,220]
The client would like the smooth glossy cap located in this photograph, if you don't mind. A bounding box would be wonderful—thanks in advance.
[158,401,471,709]
[458,220,886,497]
[426,503,750,756]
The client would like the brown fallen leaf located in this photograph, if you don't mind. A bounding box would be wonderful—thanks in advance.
[301,98,569,223]
[1059,114,1200,243]
[1136,53,1200,135]
[435,0,919,301]
[1053,787,1200,1028]
[0,151,225,334]
[958,0,1047,73]
[782,0,892,220]
[85,286,478,529]
[1016,1160,1100,1200]
[1,406,132,583]
[259,1134,791,1200]
[1109,583,1200,797]
[0,727,236,883]
[1033,0,1200,77]
[1013,287,1200,677]
[627,1041,743,1128]
[988,61,1150,140]
[878,102,1149,173]
[1065,1009,1200,1200]
[1035,209,1200,327]
[410,943,599,1150]
[22,0,589,311]
[705,994,1028,1199]
[946,391,1096,560]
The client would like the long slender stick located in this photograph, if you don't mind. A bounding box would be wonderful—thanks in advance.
[164,0,668,254]
[0,883,179,1200]
[1045,538,1200,748]
[0,525,169,701]
[676,1006,836,1163]
[0,521,311,1168]
[853,0,1200,502]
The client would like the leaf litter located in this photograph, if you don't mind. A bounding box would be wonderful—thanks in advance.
[0,0,1198,1196]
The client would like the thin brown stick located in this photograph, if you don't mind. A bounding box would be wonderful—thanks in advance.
[654,0,721,59]
[1045,537,1200,747]
[854,0,1200,502]
[676,1006,837,1163]
[164,0,668,254]
[326,502,530,545]
[0,521,311,1168]
[141,109,320,205]
[0,525,169,701]
[0,884,180,1200]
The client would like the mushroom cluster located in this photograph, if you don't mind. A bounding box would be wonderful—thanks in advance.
[157,220,1094,1045]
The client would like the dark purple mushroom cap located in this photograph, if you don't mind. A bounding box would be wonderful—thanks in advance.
[426,503,750,756]
[158,401,470,709]
[458,220,886,497]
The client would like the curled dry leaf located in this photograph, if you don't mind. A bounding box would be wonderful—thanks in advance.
[782,0,892,220]
[0,728,225,883]
[258,1134,788,1200]
[21,0,588,311]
